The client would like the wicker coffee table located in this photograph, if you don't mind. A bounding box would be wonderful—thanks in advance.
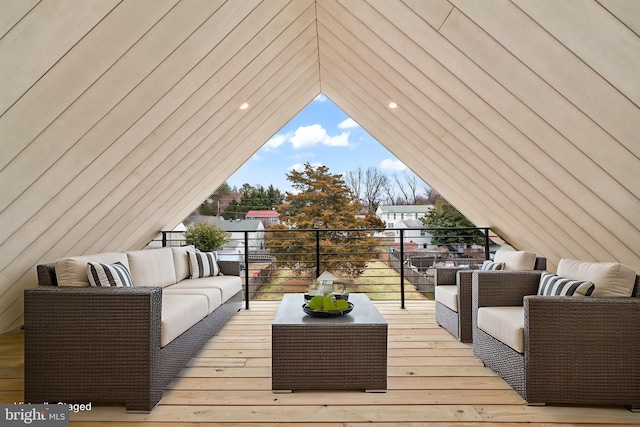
[271,293,387,392]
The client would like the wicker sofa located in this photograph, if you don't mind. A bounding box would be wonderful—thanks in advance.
[434,250,546,343]
[471,259,640,410]
[24,246,243,412]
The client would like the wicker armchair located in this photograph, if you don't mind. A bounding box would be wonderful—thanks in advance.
[471,270,640,410]
[434,257,546,343]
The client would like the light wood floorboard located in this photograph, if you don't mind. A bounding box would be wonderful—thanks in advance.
[1,299,639,426]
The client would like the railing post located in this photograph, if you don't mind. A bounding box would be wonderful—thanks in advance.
[399,229,405,309]
[162,231,167,247]
[244,231,250,309]
[315,229,320,279]
[483,227,490,260]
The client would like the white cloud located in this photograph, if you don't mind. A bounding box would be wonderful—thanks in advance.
[289,124,350,149]
[314,93,328,102]
[264,133,289,150]
[288,162,322,172]
[337,118,359,129]
[380,158,408,171]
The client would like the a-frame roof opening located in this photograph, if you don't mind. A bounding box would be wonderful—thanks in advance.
[225,93,431,201]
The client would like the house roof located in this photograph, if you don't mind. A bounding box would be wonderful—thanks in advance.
[219,219,264,232]
[377,205,434,214]
[246,210,279,217]
[0,0,638,333]
[394,219,427,229]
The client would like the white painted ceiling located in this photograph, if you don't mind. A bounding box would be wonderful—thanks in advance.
[1,0,638,332]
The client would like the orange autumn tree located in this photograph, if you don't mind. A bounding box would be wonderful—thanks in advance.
[267,163,382,277]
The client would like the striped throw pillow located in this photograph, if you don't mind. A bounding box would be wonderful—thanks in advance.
[87,262,134,287]
[538,272,595,296]
[481,260,504,270]
[188,251,219,278]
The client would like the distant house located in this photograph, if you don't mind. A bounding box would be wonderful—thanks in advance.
[393,219,433,248]
[217,218,265,253]
[375,205,433,229]
[245,210,280,227]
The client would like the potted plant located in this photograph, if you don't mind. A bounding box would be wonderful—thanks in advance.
[184,222,230,252]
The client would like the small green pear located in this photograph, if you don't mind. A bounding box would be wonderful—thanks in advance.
[323,295,338,311]
[335,299,349,310]
[308,295,324,310]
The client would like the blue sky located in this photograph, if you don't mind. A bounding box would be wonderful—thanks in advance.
[227,94,429,194]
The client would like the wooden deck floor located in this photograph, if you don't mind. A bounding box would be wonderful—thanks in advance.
[1,299,639,426]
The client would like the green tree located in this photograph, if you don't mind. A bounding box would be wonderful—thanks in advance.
[196,182,231,216]
[267,163,380,277]
[421,199,484,245]
[222,184,284,220]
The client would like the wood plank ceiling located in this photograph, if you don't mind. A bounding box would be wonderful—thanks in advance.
[0,0,638,333]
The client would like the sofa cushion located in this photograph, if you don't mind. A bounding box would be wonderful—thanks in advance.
[126,248,176,288]
[494,250,537,271]
[188,251,219,278]
[171,245,196,282]
[537,272,594,296]
[161,294,209,347]
[481,260,503,271]
[163,286,222,314]
[171,275,242,303]
[87,262,134,287]
[435,285,458,312]
[55,252,129,287]
[557,258,636,297]
[477,306,525,353]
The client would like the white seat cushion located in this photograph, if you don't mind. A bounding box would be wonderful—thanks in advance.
[161,294,208,347]
[435,285,458,312]
[477,306,525,353]
[171,276,242,303]
[163,286,222,314]
[126,248,176,288]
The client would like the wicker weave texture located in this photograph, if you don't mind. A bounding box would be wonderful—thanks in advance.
[435,301,460,341]
[472,271,640,409]
[272,294,387,392]
[272,324,387,391]
[25,272,243,412]
[24,287,163,412]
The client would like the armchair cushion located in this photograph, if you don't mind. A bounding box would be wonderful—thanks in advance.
[87,262,134,287]
[557,258,636,297]
[494,250,537,271]
[435,285,458,312]
[477,306,524,353]
[537,272,594,296]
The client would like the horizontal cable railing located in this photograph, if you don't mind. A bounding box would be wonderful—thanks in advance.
[155,227,495,309]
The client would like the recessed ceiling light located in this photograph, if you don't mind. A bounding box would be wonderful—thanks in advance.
[388,102,398,109]
[240,102,249,110]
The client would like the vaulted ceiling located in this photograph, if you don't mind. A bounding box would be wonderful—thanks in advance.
[0,0,638,333]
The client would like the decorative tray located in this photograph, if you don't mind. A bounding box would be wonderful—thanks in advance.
[302,302,354,318]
